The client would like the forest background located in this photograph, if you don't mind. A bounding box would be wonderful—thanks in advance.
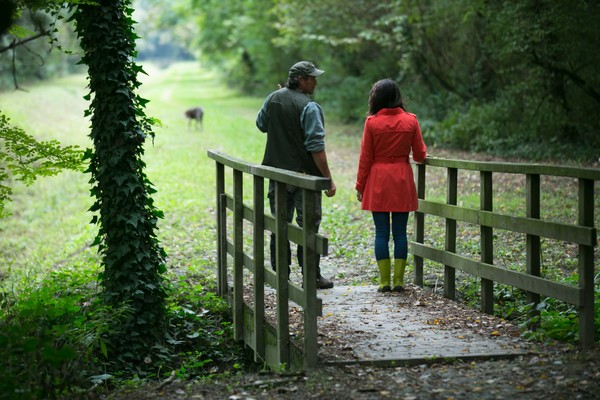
[3,0,600,162]
[0,0,599,398]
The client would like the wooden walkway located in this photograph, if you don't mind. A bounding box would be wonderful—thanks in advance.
[313,285,533,366]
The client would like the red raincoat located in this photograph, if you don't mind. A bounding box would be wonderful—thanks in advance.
[355,108,427,212]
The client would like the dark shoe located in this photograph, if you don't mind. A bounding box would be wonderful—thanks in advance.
[316,275,334,289]
[378,285,391,293]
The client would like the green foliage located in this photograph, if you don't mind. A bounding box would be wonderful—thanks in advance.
[163,270,252,379]
[190,0,288,92]
[521,274,600,344]
[0,1,88,90]
[72,0,168,364]
[0,113,84,217]
[0,264,105,398]
[184,0,600,161]
[133,0,196,64]
[0,262,251,398]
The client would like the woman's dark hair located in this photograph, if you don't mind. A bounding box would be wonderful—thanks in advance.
[367,79,406,116]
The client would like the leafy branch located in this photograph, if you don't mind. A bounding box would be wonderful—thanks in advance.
[0,114,84,218]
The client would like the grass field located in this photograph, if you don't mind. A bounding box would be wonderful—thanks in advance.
[0,61,371,296]
[0,60,368,280]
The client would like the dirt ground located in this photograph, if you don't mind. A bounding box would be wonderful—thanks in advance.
[105,346,599,399]
[103,285,599,400]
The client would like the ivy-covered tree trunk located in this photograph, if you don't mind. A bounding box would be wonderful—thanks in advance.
[72,0,168,360]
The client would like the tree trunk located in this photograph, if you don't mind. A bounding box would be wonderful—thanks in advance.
[73,0,167,362]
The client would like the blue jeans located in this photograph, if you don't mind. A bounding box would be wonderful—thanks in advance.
[372,212,409,261]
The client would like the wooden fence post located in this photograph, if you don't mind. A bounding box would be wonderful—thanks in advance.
[480,171,494,314]
[526,173,541,325]
[578,178,595,348]
[253,176,265,361]
[445,167,457,300]
[415,163,426,286]
[274,181,290,367]
[302,188,319,369]
[233,169,244,341]
[216,162,227,297]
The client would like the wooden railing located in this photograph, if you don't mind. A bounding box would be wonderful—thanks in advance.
[207,150,330,370]
[209,149,598,369]
[411,158,599,347]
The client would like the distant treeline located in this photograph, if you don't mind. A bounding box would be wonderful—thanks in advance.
[3,0,599,161]
[186,0,599,161]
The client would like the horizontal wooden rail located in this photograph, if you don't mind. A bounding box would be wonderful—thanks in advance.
[223,195,329,255]
[208,150,331,191]
[426,157,600,180]
[418,200,596,246]
[410,242,581,306]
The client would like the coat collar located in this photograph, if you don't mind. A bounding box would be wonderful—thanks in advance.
[376,107,404,116]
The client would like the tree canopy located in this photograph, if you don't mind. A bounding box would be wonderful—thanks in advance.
[171,0,600,161]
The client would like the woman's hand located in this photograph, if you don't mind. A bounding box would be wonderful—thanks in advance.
[356,191,363,202]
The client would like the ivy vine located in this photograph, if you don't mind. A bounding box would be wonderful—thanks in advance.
[72,0,168,363]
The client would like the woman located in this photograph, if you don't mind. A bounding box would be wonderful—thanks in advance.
[355,79,427,292]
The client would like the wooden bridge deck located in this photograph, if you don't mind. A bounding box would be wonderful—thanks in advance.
[312,285,533,366]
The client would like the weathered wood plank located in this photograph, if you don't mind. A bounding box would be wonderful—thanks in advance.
[425,157,600,180]
[233,169,244,341]
[216,163,227,297]
[208,150,330,191]
[526,174,541,323]
[302,189,319,369]
[578,179,595,348]
[410,242,581,306]
[414,163,426,286]
[253,175,265,362]
[417,201,596,246]
[274,181,290,366]
[480,171,494,315]
[445,167,457,300]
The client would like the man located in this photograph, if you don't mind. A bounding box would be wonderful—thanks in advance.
[256,60,336,289]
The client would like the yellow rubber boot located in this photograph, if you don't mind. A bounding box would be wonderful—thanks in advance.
[393,259,406,292]
[376,259,391,292]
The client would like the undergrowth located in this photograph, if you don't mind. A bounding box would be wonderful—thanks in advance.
[0,263,254,399]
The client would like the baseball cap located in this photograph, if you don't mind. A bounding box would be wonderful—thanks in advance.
[289,61,325,78]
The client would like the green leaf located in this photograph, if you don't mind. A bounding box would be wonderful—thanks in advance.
[100,340,108,358]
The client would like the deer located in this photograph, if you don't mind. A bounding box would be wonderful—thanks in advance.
[185,107,204,131]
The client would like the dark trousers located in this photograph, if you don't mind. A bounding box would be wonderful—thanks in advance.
[268,180,322,276]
